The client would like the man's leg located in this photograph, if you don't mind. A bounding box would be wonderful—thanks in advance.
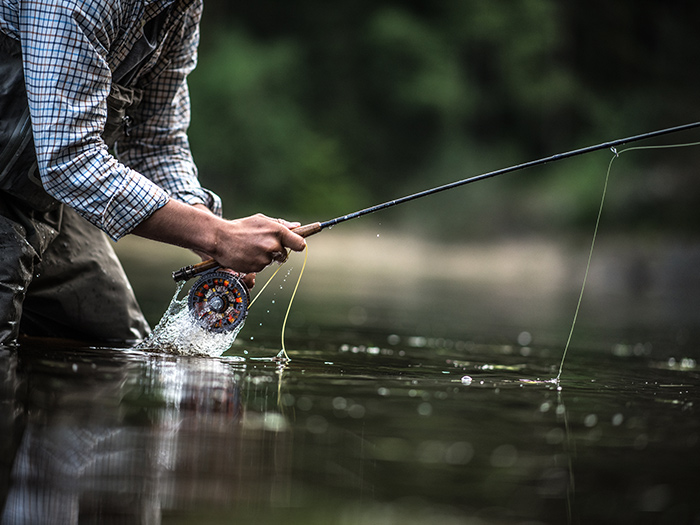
[20,207,150,344]
[0,201,37,344]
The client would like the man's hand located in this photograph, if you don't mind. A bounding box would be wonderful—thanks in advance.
[206,213,306,273]
[130,200,306,274]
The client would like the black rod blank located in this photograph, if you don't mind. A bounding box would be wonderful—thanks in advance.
[320,121,700,229]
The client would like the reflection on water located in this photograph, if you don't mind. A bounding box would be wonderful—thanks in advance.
[1,329,699,524]
[0,343,290,524]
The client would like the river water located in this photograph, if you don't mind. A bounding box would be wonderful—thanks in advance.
[1,233,699,524]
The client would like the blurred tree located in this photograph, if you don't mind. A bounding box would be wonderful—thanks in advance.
[188,0,700,237]
[189,29,365,220]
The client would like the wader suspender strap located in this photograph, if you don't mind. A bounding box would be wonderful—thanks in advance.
[0,32,57,211]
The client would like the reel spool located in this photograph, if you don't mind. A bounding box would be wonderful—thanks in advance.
[187,270,250,333]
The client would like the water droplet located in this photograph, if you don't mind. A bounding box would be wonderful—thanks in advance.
[417,402,433,416]
[584,414,598,427]
[348,404,365,419]
[517,331,532,346]
[461,375,473,385]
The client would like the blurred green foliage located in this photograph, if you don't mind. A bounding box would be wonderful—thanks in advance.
[188,0,700,240]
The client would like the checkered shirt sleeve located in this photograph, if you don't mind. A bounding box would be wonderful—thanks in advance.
[0,0,221,240]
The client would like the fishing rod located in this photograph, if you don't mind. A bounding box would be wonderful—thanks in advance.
[175,121,700,334]
[174,120,700,284]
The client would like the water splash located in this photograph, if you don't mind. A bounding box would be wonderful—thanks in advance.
[136,282,242,357]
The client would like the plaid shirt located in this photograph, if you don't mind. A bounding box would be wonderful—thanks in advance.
[0,0,221,240]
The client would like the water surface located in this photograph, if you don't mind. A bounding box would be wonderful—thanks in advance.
[1,328,698,524]
[2,234,700,524]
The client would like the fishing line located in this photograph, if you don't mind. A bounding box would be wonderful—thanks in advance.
[248,262,286,309]
[556,140,700,382]
[280,245,309,360]
[555,154,612,382]
[243,246,308,361]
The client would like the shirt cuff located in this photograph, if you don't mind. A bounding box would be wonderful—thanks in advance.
[172,187,223,217]
[102,168,171,241]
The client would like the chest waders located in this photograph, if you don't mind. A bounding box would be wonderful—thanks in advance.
[0,8,171,343]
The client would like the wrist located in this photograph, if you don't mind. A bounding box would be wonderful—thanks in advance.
[190,209,223,257]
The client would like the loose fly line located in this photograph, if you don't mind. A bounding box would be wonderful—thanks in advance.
[280,245,308,359]
[246,245,309,361]
[556,140,700,382]
[252,142,700,371]
[248,264,285,309]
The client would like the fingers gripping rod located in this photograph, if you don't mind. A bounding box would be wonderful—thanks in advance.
[172,222,322,281]
[173,121,700,282]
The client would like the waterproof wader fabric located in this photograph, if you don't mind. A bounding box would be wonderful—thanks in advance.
[0,18,173,344]
[0,197,150,343]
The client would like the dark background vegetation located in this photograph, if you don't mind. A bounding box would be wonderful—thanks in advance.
[187,0,700,241]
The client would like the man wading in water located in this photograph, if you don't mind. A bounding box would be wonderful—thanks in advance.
[0,0,306,344]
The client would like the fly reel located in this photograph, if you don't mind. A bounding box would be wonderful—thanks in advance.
[187,270,250,333]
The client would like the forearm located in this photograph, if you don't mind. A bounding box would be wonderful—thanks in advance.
[130,200,306,274]
[130,199,219,255]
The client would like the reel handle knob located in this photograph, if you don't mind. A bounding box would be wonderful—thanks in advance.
[171,222,322,282]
